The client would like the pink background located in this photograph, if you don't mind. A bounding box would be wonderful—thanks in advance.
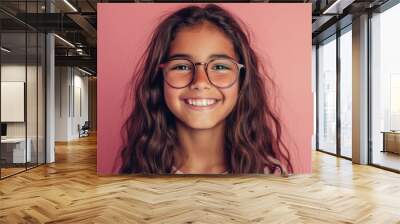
[97,3,312,174]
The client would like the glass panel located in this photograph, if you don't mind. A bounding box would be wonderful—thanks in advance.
[1,30,27,177]
[0,1,46,179]
[318,36,337,154]
[27,31,38,169]
[26,0,38,169]
[39,1,46,14]
[371,3,400,171]
[38,32,45,165]
[0,1,26,13]
[340,28,352,158]
[312,45,317,150]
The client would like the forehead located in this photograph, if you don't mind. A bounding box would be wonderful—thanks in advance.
[168,21,238,61]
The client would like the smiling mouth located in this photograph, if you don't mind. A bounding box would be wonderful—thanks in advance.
[183,98,221,107]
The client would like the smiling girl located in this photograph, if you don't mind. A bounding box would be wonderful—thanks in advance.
[119,4,293,175]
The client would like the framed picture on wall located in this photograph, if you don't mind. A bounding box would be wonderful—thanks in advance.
[98,3,312,175]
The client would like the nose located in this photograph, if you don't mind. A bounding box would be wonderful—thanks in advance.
[190,63,212,90]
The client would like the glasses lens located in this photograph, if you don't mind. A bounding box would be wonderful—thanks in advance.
[207,59,239,88]
[163,59,193,88]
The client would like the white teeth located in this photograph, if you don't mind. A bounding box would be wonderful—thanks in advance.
[186,99,217,106]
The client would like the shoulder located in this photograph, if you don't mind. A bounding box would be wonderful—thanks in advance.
[263,165,283,175]
[171,166,183,174]
[171,166,283,175]
[171,166,229,174]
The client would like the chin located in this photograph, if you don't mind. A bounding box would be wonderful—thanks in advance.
[180,119,221,130]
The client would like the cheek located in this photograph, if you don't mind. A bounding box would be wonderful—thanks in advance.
[163,84,181,112]
[222,84,239,111]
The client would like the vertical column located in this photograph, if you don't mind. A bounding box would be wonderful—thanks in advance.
[46,0,55,163]
[336,30,341,156]
[312,45,317,150]
[352,14,369,164]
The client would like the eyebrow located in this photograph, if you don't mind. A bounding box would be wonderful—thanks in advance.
[167,53,236,61]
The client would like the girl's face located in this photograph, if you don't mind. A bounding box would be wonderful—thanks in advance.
[163,21,240,130]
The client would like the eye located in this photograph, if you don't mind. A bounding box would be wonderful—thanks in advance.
[171,64,192,71]
[211,64,231,71]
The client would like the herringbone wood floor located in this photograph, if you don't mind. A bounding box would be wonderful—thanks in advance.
[1,134,400,224]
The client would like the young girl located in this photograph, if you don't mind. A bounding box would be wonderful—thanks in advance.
[119,4,293,175]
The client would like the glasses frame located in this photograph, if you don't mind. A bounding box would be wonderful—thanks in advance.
[159,57,245,89]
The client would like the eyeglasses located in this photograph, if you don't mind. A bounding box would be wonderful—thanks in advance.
[159,57,245,89]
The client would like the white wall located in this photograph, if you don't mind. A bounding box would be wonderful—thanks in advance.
[72,73,89,138]
[55,66,89,141]
[55,66,69,141]
[1,64,40,137]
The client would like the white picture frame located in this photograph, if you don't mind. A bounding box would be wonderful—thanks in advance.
[1,81,25,122]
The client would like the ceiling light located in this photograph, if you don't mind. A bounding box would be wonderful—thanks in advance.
[63,0,78,12]
[78,67,93,76]
[54,34,75,48]
[1,47,11,53]
[322,0,355,15]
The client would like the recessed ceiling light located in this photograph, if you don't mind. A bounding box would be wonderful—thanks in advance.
[1,47,11,53]
[322,0,354,15]
[54,34,75,48]
[78,67,93,76]
[63,0,78,12]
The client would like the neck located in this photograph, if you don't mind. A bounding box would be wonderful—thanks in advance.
[174,121,227,174]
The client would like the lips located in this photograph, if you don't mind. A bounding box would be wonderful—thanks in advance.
[182,97,221,109]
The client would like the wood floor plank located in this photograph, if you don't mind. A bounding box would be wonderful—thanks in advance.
[0,134,400,223]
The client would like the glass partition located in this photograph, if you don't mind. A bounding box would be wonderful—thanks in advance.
[27,30,38,169]
[371,3,400,171]
[38,32,45,165]
[317,35,337,155]
[1,30,28,177]
[0,1,46,179]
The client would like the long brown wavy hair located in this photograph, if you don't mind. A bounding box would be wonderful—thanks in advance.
[119,4,293,175]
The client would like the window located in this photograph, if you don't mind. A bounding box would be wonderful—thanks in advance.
[370,2,400,171]
[339,27,352,158]
[317,35,337,154]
